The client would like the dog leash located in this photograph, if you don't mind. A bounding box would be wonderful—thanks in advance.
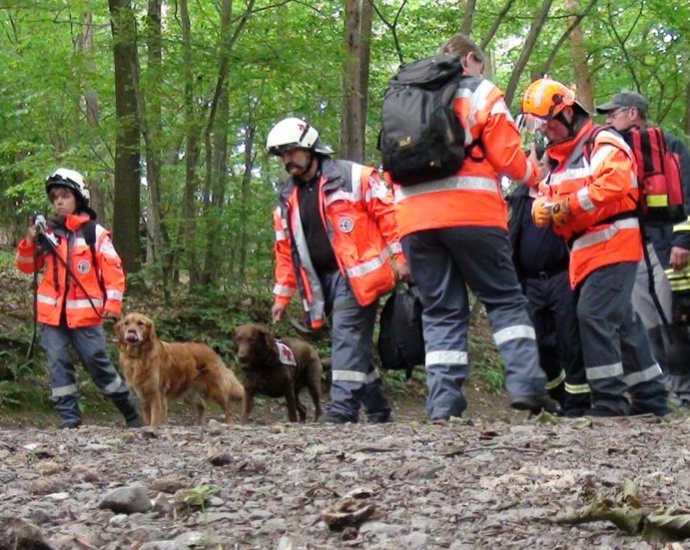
[287,316,314,334]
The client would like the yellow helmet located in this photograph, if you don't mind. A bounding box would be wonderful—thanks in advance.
[522,78,576,120]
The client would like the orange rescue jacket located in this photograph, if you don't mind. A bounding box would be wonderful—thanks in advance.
[544,120,642,288]
[273,158,405,329]
[391,76,539,237]
[15,213,126,328]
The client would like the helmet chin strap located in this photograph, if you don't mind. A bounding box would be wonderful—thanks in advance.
[546,110,587,147]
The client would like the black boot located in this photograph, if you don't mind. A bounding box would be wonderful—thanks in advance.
[511,393,562,415]
[53,396,83,429]
[111,395,143,427]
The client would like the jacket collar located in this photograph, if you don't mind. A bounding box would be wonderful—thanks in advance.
[280,157,346,201]
[547,119,593,167]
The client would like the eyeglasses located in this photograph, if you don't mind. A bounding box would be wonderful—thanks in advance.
[607,107,631,118]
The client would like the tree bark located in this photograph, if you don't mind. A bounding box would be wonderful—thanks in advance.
[565,0,593,111]
[504,0,553,109]
[539,0,599,76]
[685,78,690,137]
[178,0,202,285]
[341,0,372,162]
[77,13,107,224]
[480,0,515,51]
[108,0,142,275]
[141,0,172,299]
[460,0,476,37]
[238,117,257,285]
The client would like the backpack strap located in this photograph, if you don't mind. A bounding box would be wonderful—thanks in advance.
[82,220,106,296]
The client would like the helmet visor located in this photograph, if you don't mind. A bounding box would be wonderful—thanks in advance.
[516,113,546,134]
[47,172,76,186]
[268,143,302,157]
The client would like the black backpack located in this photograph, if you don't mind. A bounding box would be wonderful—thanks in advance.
[378,285,425,379]
[379,53,467,186]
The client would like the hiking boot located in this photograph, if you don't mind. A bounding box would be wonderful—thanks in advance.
[511,394,561,415]
[112,395,143,428]
[629,404,670,417]
[560,407,588,418]
[317,412,357,424]
[367,411,393,424]
[125,417,144,428]
[59,419,82,429]
[584,406,628,417]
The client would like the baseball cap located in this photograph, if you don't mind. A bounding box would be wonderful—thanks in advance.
[595,91,649,115]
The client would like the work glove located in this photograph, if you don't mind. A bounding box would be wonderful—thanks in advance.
[551,198,571,227]
[531,197,552,228]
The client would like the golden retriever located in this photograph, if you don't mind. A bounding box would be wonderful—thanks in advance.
[233,323,323,423]
[115,312,244,426]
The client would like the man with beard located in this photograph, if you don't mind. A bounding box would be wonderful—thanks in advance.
[266,117,410,424]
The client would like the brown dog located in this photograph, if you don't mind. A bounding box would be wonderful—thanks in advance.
[115,313,245,426]
[233,323,323,423]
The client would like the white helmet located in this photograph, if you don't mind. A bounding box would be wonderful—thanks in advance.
[266,117,334,156]
[46,168,96,218]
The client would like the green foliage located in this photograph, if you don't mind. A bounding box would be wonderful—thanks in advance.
[469,331,505,395]
[0,380,22,408]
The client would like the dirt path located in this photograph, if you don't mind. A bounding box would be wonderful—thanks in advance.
[2,392,689,549]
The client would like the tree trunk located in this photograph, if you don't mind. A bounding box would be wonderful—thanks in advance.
[503,0,553,109]
[460,0,476,37]
[341,0,372,163]
[238,118,257,286]
[539,0,599,76]
[142,0,172,299]
[201,86,230,287]
[684,77,690,137]
[178,0,202,285]
[480,0,515,51]
[566,0,594,111]
[108,0,142,275]
[77,13,106,224]
[200,0,233,287]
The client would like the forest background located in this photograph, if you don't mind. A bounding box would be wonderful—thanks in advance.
[0,0,689,413]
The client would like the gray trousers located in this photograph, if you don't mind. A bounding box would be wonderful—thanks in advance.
[321,271,391,422]
[41,323,133,423]
[577,262,667,415]
[633,242,690,401]
[402,226,547,420]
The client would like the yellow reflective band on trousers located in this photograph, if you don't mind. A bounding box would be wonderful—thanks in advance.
[545,370,566,390]
[565,382,591,395]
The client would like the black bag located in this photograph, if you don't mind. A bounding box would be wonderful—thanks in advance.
[378,285,425,379]
[666,267,690,325]
[379,53,467,186]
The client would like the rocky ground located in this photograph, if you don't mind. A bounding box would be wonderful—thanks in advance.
[2,393,690,550]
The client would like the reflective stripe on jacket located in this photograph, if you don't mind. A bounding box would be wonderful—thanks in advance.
[390,76,539,237]
[15,213,126,328]
[545,120,642,288]
[273,158,404,329]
